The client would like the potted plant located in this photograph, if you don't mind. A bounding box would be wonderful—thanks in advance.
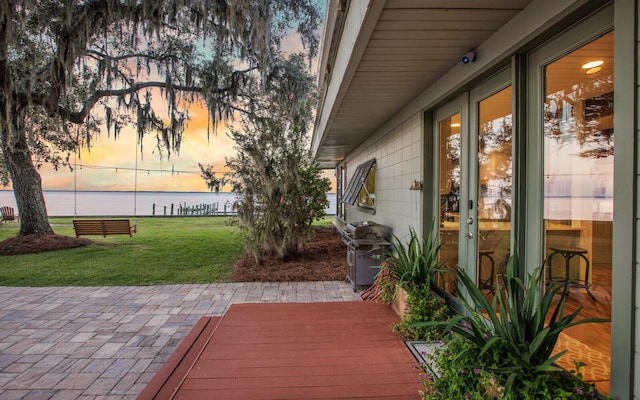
[375,223,450,342]
[417,253,609,399]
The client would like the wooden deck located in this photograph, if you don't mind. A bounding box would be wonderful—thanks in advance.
[139,302,423,399]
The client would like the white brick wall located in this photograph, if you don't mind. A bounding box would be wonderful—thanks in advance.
[344,113,423,241]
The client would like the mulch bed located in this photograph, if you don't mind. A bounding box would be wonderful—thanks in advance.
[232,226,347,282]
[0,234,91,256]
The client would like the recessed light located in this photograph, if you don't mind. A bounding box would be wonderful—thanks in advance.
[582,60,603,69]
[451,123,460,128]
[586,66,602,75]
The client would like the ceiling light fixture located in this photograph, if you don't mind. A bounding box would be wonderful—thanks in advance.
[582,60,603,69]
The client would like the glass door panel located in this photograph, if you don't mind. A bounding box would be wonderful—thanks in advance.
[437,113,461,296]
[477,87,512,297]
[543,31,613,394]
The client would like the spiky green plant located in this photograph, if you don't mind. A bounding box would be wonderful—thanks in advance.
[382,224,442,290]
[377,222,450,341]
[434,253,608,391]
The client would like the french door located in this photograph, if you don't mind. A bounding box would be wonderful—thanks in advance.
[435,71,513,302]
[434,95,466,296]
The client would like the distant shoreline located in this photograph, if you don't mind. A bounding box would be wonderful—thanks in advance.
[0,189,337,194]
[0,189,338,217]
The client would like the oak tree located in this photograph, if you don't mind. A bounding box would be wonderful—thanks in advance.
[0,0,319,235]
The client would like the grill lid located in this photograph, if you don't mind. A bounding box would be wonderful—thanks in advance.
[346,221,385,239]
[346,220,377,230]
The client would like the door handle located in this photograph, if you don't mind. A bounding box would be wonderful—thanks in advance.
[465,217,474,239]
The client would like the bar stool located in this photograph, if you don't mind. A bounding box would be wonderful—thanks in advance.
[479,250,495,293]
[546,246,595,301]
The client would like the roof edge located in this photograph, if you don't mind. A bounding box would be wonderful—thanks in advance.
[311,0,387,167]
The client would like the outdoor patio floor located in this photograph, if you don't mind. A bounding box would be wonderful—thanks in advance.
[0,282,363,399]
[139,302,423,399]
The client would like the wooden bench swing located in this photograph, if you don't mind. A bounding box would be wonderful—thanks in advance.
[73,219,137,238]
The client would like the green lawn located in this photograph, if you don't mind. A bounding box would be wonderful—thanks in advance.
[0,217,245,286]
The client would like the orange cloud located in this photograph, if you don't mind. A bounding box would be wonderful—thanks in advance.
[32,20,332,193]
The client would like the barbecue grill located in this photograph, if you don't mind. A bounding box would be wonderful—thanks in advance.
[341,221,389,291]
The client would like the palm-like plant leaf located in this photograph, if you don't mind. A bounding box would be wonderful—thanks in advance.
[455,252,608,373]
[380,223,442,290]
[416,250,608,389]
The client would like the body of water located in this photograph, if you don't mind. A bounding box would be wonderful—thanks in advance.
[0,190,337,217]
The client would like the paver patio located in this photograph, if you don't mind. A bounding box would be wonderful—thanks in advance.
[0,282,360,399]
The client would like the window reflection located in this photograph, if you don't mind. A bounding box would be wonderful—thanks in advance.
[437,113,461,296]
[477,87,512,297]
[358,164,376,207]
[544,31,613,394]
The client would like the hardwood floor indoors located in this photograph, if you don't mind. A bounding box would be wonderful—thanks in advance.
[554,262,612,394]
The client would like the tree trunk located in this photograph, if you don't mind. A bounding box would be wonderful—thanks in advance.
[1,114,54,236]
[0,4,53,236]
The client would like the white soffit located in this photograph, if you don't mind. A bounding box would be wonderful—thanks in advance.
[312,0,594,167]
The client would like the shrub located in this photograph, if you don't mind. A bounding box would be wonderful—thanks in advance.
[394,284,449,341]
[420,334,499,399]
[417,252,609,398]
[377,223,450,341]
[447,254,607,380]
[421,334,603,399]
[382,225,442,290]
[220,55,331,263]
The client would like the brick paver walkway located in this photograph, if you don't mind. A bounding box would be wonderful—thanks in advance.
[0,282,360,399]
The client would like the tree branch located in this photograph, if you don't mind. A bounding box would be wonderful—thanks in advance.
[56,80,252,124]
[85,48,184,64]
[63,81,201,123]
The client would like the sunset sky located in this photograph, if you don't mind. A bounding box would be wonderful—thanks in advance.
[27,3,332,194]
[38,101,237,193]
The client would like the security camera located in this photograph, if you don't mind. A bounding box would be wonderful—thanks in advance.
[462,51,476,64]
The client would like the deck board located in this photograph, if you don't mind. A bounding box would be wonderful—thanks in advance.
[137,316,222,400]
[141,301,423,399]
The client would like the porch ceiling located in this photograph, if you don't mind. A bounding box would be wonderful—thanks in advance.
[313,0,534,167]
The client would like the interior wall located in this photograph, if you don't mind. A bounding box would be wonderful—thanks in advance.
[344,113,423,240]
